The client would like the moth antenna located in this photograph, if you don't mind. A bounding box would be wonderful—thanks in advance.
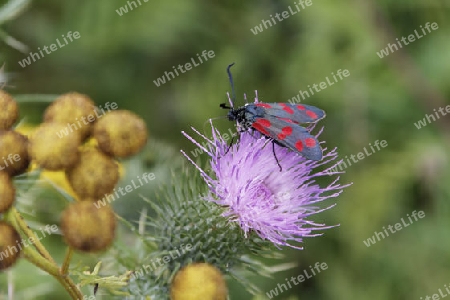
[227,63,236,107]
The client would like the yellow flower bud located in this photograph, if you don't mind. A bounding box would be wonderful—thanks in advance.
[65,148,119,199]
[94,110,147,158]
[28,123,81,170]
[170,263,228,300]
[0,90,18,130]
[0,171,15,213]
[60,201,116,252]
[0,221,21,270]
[44,92,96,140]
[0,130,30,176]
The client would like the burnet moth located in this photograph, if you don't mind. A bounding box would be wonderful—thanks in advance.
[220,63,326,167]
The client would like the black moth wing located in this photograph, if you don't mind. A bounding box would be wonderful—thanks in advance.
[251,114,323,161]
[255,103,326,124]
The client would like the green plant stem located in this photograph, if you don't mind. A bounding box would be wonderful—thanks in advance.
[13,94,58,103]
[5,208,84,300]
[23,246,83,300]
[61,247,73,276]
[10,207,56,264]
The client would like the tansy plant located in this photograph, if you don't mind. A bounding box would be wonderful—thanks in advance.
[0,90,148,299]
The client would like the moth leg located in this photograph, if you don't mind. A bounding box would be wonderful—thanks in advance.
[223,134,236,156]
[221,124,248,157]
[272,142,282,171]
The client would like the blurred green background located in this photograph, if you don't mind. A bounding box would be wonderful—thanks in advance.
[1,0,449,299]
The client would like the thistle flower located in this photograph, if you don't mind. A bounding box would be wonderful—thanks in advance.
[182,92,350,249]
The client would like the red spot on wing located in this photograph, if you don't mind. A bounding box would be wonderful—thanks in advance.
[280,103,294,114]
[306,110,318,119]
[253,118,271,136]
[282,126,293,135]
[256,103,272,108]
[295,140,304,152]
[255,118,271,127]
[305,138,316,147]
[297,105,306,110]
[277,126,293,140]
[253,123,269,136]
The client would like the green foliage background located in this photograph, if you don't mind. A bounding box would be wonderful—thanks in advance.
[1,0,449,299]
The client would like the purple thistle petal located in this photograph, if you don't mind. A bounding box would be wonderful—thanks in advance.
[181,92,351,249]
